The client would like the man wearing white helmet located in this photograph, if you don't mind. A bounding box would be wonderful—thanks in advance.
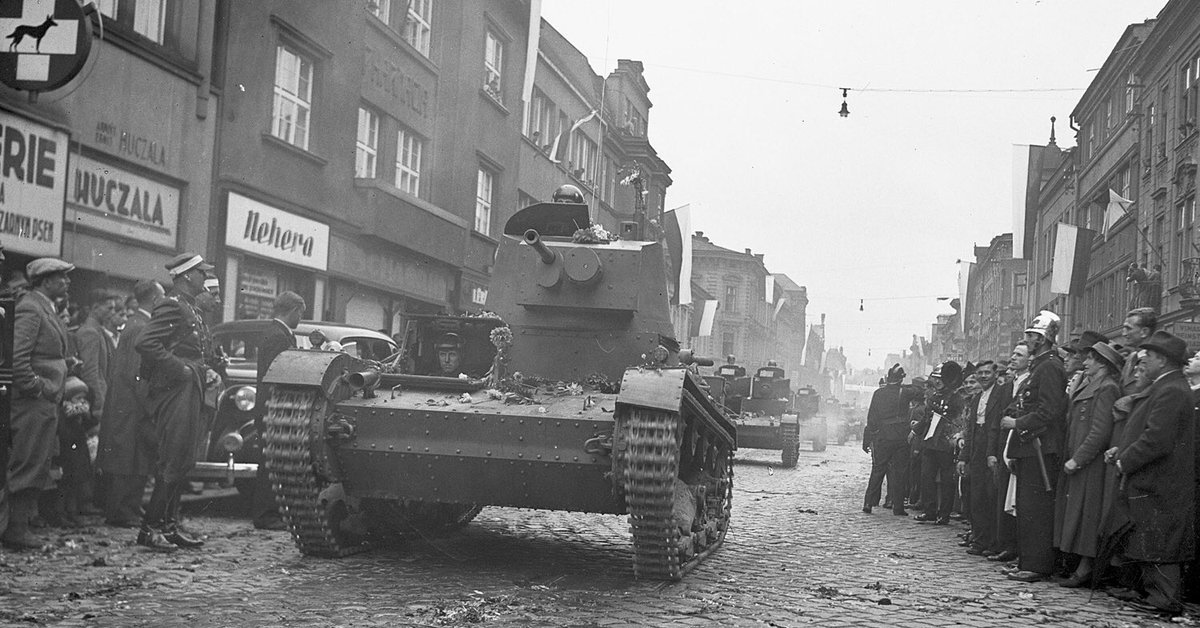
[1000,310,1068,582]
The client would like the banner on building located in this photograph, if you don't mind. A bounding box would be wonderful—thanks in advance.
[662,204,691,305]
[1049,223,1095,295]
[520,0,542,107]
[67,154,180,248]
[0,110,67,257]
[1011,144,1047,260]
[1102,188,1133,241]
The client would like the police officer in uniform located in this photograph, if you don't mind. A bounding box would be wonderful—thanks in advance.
[2,258,74,549]
[862,364,918,515]
[134,253,220,551]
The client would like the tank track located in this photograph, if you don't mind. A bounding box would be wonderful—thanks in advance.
[780,420,800,468]
[264,386,367,557]
[622,405,733,580]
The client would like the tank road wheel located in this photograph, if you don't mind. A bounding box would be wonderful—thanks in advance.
[263,386,367,557]
[780,421,800,468]
[621,405,733,580]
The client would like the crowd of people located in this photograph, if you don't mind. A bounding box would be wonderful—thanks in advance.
[0,251,310,554]
[861,307,1197,615]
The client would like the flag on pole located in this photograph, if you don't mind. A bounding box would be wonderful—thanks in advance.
[693,299,719,337]
[551,110,598,165]
[1102,188,1133,241]
[772,297,787,321]
[765,275,775,304]
[1050,223,1096,295]
[661,205,692,305]
[520,0,542,108]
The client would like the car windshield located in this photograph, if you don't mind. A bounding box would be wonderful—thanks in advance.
[216,328,396,364]
[294,333,396,361]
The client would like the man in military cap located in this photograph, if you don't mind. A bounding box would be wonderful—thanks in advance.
[2,258,74,549]
[1000,310,1068,582]
[436,332,463,376]
[134,252,220,551]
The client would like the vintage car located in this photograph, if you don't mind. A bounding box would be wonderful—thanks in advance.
[193,320,397,492]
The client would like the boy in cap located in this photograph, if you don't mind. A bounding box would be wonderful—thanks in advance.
[134,252,220,551]
[436,332,463,376]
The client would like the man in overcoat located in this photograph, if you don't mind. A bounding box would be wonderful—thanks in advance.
[2,258,74,549]
[862,364,918,516]
[1113,330,1196,614]
[135,253,220,551]
[1001,311,1068,582]
[97,279,164,526]
[250,291,305,530]
[959,360,1012,555]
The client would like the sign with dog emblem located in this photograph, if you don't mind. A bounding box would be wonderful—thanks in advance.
[0,0,92,94]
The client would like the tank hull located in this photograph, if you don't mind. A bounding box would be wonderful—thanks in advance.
[332,396,624,514]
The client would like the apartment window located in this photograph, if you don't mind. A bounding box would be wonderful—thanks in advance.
[601,154,617,203]
[1147,102,1156,157]
[1085,123,1095,160]
[524,89,553,145]
[1174,198,1194,284]
[569,132,598,183]
[724,284,739,313]
[484,30,504,101]
[272,45,314,150]
[1126,71,1137,113]
[354,108,378,178]
[1183,59,1199,131]
[403,0,432,57]
[722,331,735,358]
[133,0,166,43]
[96,0,118,19]
[369,0,390,24]
[395,128,423,196]
[475,168,494,234]
[1104,99,1113,131]
[623,98,644,137]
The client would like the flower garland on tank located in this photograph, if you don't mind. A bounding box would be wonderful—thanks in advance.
[572,224,615,244]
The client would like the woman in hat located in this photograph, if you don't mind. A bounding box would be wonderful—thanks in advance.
[1053,341,1123,587]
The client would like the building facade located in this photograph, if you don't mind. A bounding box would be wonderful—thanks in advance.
[963,234,1029,362]
[1,2,219,304]
[688,231,809,381]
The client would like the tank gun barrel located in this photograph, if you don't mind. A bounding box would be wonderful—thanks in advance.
[347,370,381,391]
[524,229,557,265]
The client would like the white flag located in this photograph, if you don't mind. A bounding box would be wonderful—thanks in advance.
[1103,188,1133,241]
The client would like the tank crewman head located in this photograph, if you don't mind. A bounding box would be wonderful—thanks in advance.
[436,332,462,375]
[309,329,329,349]
[26,257,74,301]
[552,184,584,204]
[727,354,737,365]
[165,252,214,299]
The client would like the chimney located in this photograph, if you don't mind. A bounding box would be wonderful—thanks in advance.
[744,248,752,255]
[821,313,826,325]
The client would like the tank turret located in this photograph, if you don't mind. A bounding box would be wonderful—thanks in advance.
[487,199,677,383]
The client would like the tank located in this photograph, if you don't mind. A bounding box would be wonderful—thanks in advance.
[713,363,801,467]
[793,386,827,452]
[261,198,737,580]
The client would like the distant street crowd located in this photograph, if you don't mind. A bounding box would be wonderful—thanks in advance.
[0,250,310,554]
[861,307,1197,616]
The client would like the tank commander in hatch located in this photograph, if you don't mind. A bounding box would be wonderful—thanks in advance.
[436,333,463,376]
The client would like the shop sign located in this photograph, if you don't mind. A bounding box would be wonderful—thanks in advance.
[66,154,179,248]
[225,192,328,271]
[0,0,93,94]
[1171,321,1200,351]
[0,110,66,257]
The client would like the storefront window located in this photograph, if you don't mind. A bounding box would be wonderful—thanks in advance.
[235,257,314,321]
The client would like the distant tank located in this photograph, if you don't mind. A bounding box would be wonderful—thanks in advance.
[262,192,736,580]
[709,360,801,466]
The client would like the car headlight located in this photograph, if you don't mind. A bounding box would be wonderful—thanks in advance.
[233,386,256,412]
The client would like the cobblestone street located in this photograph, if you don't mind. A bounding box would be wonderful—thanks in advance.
[0,442,1190,627]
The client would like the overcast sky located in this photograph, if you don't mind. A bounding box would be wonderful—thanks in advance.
[541,0,1165,371]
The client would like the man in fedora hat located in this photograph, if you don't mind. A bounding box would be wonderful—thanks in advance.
[1110,330,1195,615]
[2,258,74,549]
[862,364,918,516]
[1000,310,1068,582]
[134,252,220,551]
